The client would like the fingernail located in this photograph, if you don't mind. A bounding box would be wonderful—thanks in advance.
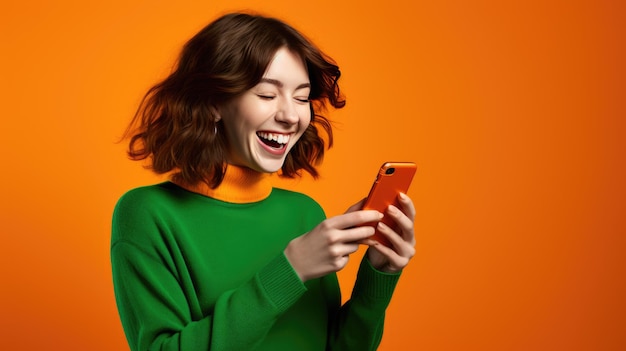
[387,205,398,215]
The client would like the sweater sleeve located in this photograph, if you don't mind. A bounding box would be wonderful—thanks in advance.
[111,195,307,351]
[112,244,305,351]
[326,257,402,351]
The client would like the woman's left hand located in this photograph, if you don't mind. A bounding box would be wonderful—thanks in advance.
[362,192,416,273]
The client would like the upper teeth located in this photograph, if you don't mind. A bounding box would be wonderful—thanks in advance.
[258,132,290,144]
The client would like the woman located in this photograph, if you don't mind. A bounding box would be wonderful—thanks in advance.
[112,12,416,351]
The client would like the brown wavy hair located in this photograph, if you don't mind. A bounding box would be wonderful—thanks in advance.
[123,12,345,188]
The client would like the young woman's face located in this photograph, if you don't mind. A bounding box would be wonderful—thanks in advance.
[218,47,311,173]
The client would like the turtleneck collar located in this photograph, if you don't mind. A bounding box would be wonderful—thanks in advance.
[172,164,273,203]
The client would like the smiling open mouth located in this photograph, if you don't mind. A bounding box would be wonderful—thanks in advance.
[257,132,290,149]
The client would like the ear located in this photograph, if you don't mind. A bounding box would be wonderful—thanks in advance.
[210,105,222,122]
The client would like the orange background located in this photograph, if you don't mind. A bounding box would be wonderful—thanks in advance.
[2,0,625,350]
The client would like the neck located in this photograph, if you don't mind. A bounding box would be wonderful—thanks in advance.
[173,165,272,203]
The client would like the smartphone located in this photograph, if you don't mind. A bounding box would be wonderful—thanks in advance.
[361,162,416,247]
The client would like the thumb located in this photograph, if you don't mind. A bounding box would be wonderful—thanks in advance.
[345,198,367,213]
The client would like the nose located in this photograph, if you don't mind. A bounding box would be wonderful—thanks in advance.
[275,98,300,125]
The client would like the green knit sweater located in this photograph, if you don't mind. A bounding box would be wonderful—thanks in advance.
[111,169,401,351]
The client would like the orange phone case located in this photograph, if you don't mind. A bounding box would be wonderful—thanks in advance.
[362,162,417,247]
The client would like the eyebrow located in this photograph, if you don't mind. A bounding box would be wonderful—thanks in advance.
[259,78,311,90]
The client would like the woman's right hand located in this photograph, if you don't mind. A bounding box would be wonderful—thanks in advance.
[284,202,382,282]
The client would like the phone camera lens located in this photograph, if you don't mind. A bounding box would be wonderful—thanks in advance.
[385,167,395,175]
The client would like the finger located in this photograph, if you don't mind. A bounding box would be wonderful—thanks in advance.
[325,210,383,230]
[367,240,397,258]
[359,238,380,246]
[345,198,367,213]
[397,193,416,221]
[376,221,416,255]
[370,223,415,267]
[339,225,376,243]
[328,243,361,268]
[367,242,411,272]
[341,242,361,256]
[386,204,415,243]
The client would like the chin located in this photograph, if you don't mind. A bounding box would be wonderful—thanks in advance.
[249,145,294,173]
[244,156,286,174]
[257,160,286,174]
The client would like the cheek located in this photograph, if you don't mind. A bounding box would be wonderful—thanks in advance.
[301,106,312,127]
[295,110,312,141]
[295,120,310,140]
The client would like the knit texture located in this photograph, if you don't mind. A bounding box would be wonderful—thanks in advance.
[111,167,401,350]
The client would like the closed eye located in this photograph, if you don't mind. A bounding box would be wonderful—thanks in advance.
[295,97,310,104]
